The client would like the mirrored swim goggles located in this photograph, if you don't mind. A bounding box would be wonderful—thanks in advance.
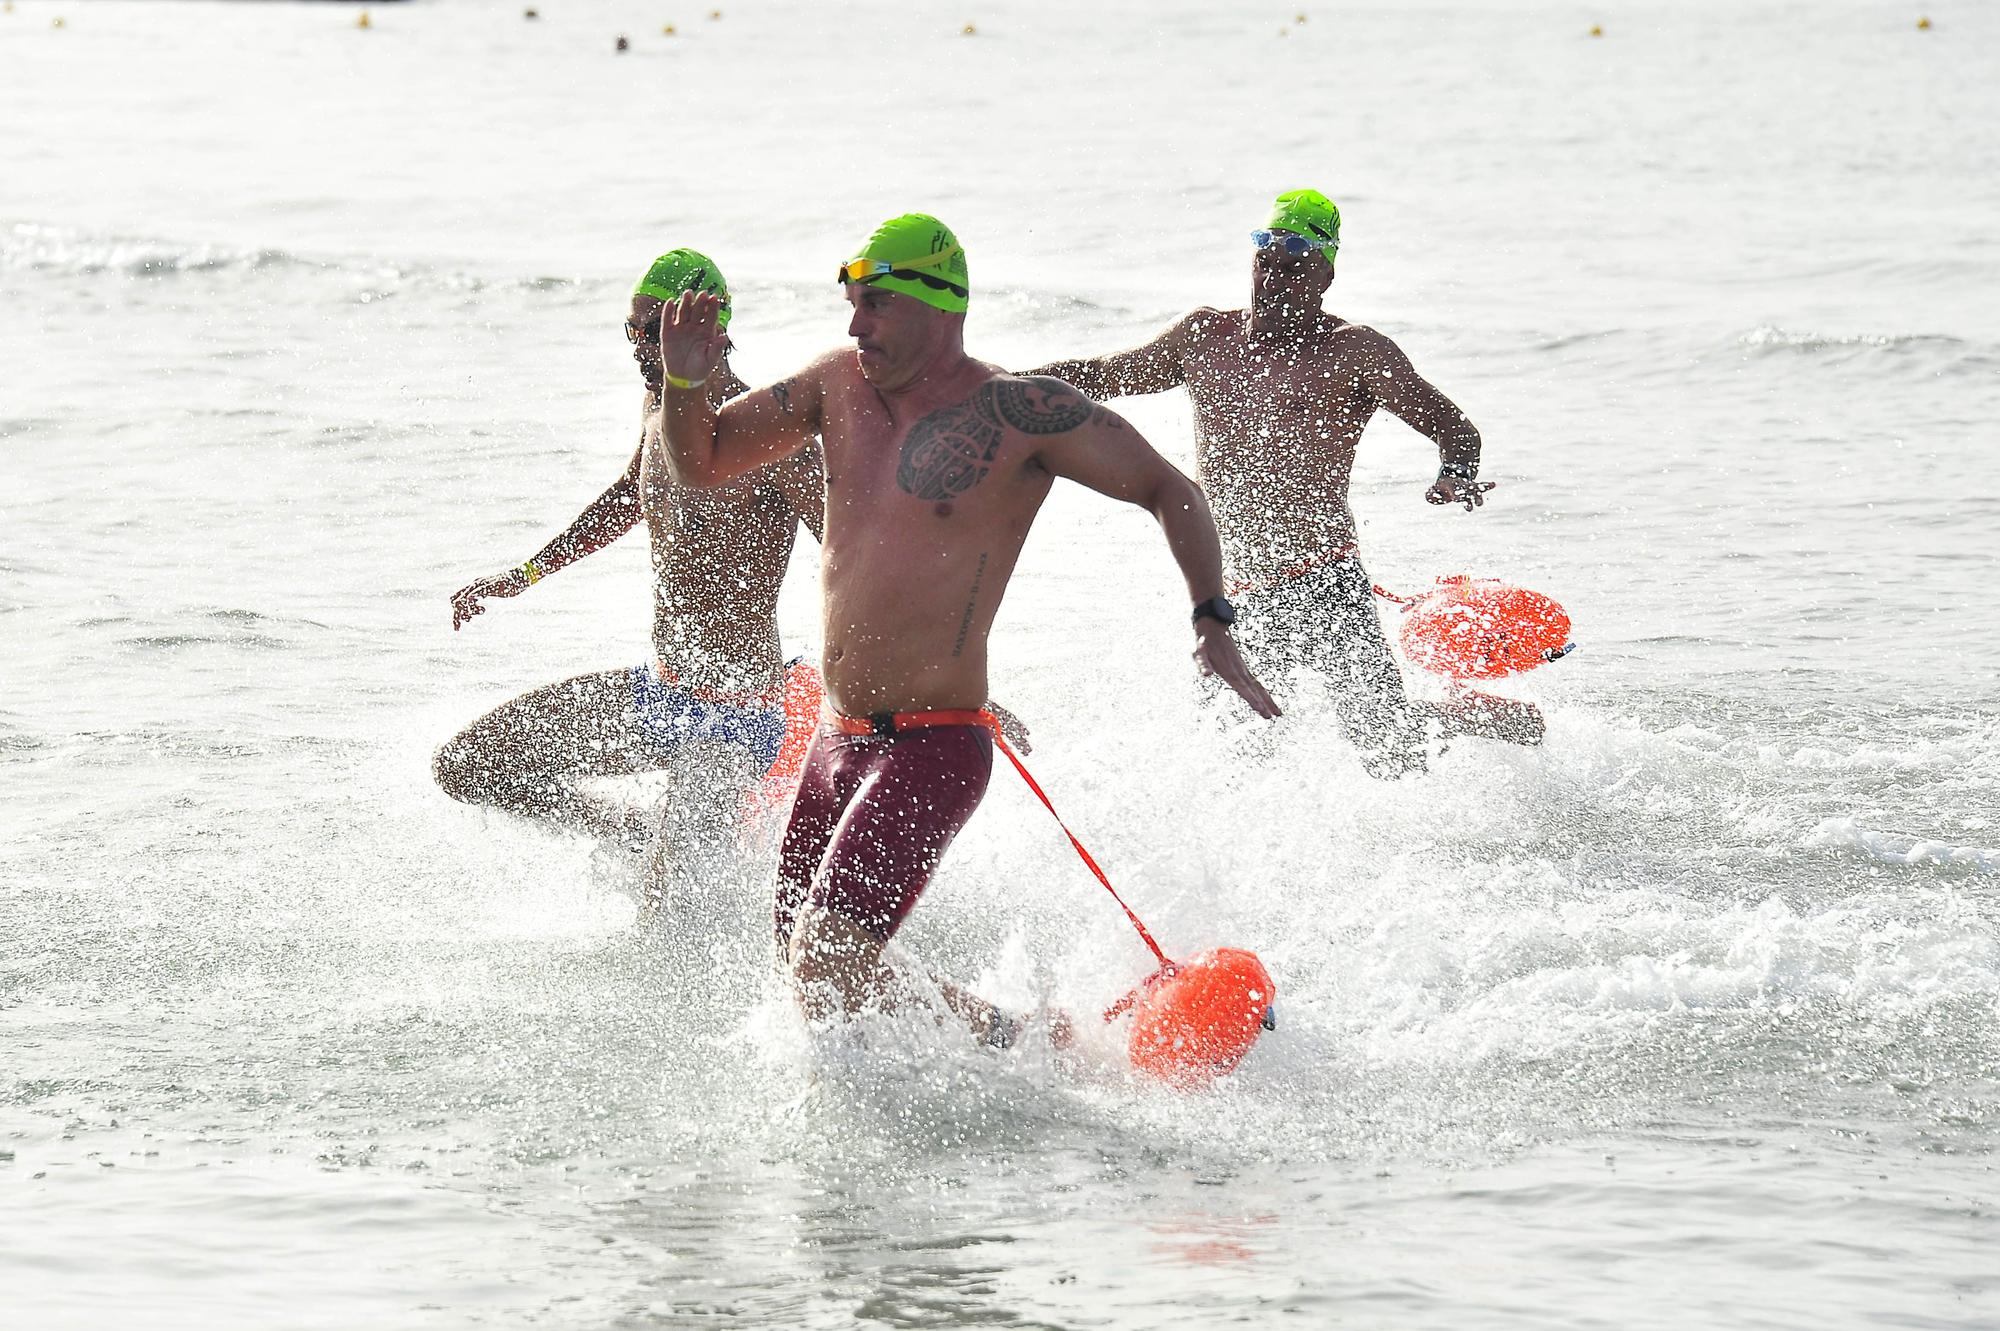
[836,244,969,298]
[1251,228,1336,255]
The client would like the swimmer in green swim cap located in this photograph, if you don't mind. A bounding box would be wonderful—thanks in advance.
[653,210,1276,1051]
[440,246,828,917]
[1028,190,1542,777]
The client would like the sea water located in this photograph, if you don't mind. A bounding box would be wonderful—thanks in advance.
[4,0,1997,1326]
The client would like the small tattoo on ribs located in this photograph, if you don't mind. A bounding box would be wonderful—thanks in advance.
[951,552,989,658]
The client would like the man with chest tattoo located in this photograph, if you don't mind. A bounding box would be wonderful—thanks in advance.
[436,250,824,911]
[656,213,1277,1047]
[1029,189,1544,777]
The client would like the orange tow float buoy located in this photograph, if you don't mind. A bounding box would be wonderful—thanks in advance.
[1117,948,1277,1088]
[984,735,1278,1089]
[742,660,824,817]
[1393,575,1574,680]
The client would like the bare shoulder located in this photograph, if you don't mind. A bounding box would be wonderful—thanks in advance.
[756,347,857,421]
[1330,320,1398,355]
[981,373,1104,435]
[806,346,858,380]
[1184,305,1235,336]
[785,347,859,395]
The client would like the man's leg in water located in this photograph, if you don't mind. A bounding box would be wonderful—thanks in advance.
[773,727,1018,1044]
[1257,561,1546,755]
[433,669,655,838]
[1426,684,1547,746]
[641,738,763,921]
[1243,559,1429,777]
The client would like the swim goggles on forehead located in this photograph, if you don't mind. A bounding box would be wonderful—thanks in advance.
[836,244,969,297]
[1251,228,1336,255]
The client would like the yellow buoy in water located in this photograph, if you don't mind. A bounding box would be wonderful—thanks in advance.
[357,10,371,29]
[1295,12,1308,22]
[663,23,676,35]
[1589,23,1604,36]
[961,22,975,36]
[708,8,721,17]
[54,14,66,26]
[1917,16,1932,29]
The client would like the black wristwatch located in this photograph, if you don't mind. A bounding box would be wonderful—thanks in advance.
[1192,596,1237,628]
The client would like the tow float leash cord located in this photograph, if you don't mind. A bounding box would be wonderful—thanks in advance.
[985,729,1181,1022]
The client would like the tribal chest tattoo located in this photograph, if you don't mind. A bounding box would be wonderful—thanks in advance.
[895,377,1097,501]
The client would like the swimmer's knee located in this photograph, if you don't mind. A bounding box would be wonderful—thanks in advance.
[431,739,483,803]
[786,910,886,1015]
[787,909,883,975]
[432,736,522,806]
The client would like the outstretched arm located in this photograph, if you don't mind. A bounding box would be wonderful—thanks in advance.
[1023,312,1196,400]
[450,444,645,630]
[658,290,821,488]
[1360,330,1494,511]
[1012,377,1280,719]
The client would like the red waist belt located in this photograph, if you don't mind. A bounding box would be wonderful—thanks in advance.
[824,708,998,738]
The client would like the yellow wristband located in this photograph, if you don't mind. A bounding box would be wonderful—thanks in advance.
[518,559,544,586]
[664,371,709,391]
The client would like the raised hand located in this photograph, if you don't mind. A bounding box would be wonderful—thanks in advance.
[660,290,728,389]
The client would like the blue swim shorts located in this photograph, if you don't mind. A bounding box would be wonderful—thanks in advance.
[628,664,787,770]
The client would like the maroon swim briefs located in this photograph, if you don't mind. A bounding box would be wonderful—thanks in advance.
[772,722,993,946]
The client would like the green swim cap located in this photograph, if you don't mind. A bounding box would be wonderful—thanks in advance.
[1267,189,1341,266]
[837,213,969,315]
[634,248,731,328]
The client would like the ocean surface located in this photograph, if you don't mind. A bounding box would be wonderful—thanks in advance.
[5,0,1997,1326]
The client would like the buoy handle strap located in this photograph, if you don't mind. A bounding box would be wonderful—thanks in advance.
[989,732,1175,972]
